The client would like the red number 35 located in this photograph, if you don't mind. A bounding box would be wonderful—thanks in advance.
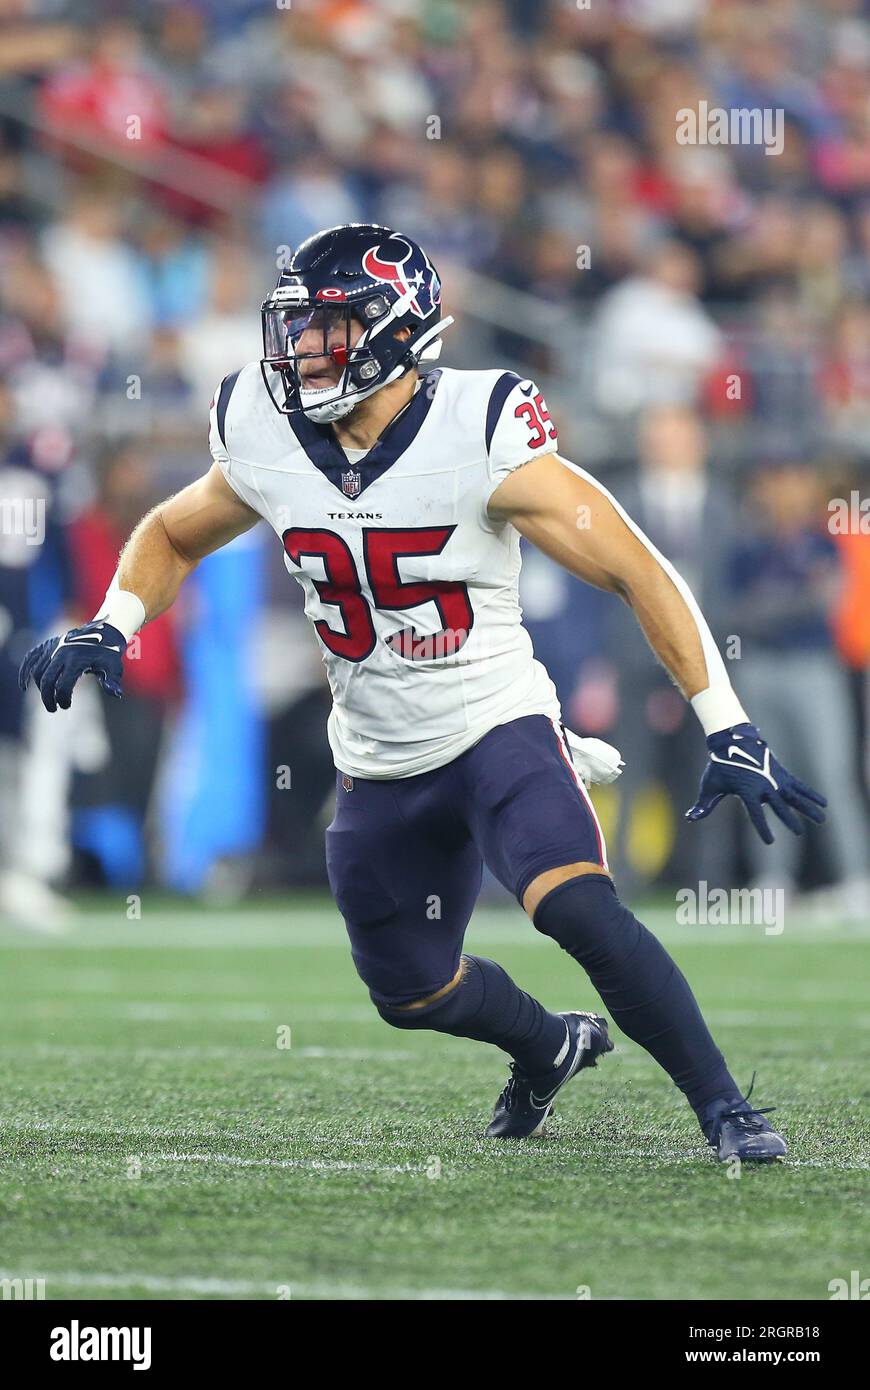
[514,391,558,450]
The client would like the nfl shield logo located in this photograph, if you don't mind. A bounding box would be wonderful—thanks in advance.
[342,773,354,793]
[341,469,361,499]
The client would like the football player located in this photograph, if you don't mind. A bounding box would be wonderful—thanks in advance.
[20,224,827,1161]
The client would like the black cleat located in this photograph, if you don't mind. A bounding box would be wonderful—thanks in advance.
[704,1077,787,1162]
[485,1010,613,1139]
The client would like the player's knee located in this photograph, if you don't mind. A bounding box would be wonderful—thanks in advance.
[532,872,641,969]
[373,991,448,1030]
[374,998,430,1030]
[371,964,466,1030]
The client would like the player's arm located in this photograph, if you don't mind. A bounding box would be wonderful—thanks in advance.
[488,452,827,843]
[488,453,719,710]
[19,464,260,713]
[114,462,260,624]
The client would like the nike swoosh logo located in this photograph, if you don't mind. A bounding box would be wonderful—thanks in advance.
[530,1023,590,1106]
[66,632,122,652]
[727,744,760,766]
[519,382,534,396]
[710,746,778,788]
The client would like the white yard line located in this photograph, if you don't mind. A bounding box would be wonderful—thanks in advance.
[0,1119,268,1143]
[704,1009,870,1028]
[2,1118,866,1170]
[144,1150,420,1174]
[0,1043,415,1062]
[292,1044,416,1060]
[0,1117,474,1154]
[0,1117,414,1150]
[7,995,870,1028]
[0,1268,562,1300]
[0,1120,409,1151]
[2,912,867,950]
[117,1003,379,1023]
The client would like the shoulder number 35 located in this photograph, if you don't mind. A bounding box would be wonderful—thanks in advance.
[515,392,557,450]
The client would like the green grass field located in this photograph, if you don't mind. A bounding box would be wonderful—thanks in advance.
[0,893,867,1301]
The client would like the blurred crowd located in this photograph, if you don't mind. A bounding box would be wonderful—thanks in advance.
[1,0,870,925]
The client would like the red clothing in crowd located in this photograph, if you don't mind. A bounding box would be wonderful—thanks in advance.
[832,527,870,672]
[39,60,169,152]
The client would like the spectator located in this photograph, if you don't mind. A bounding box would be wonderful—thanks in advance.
[0,380,75,928]
[41,187,152,362]
[66,442,181,887]
[39,19,169,154]
[592,240,724,414]
[177,240,262,409]
[819,301,870,448]
[727,462,870,915]
[606,404,740,895]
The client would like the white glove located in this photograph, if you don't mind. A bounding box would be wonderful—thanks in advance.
[562,729,624,786]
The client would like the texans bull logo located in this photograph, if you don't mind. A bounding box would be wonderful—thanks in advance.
[361,239,440,319]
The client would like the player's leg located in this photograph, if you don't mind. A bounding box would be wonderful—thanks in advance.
[324,766,572,1079]
[463,715,785,1158]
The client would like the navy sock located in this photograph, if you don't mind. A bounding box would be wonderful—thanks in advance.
[533,875,742,1123]
[375,955,568,1077]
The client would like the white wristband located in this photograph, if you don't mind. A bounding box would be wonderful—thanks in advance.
[690,685,750,738]
[93,585,147,642]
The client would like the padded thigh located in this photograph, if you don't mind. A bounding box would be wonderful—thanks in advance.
[325,771,483,1005]
[459,715,608,903]
[325,821,400,929]
[326,715,609,1003]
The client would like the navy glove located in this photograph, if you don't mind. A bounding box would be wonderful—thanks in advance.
[18,620,127,713]
[686,722,827,845]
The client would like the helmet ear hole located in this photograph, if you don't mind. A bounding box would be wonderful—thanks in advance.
[362,296,389,321]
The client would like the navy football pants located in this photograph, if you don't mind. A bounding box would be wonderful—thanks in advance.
[325,715,607,1005]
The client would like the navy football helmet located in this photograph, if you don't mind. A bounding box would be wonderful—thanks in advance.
[260,223,453,423]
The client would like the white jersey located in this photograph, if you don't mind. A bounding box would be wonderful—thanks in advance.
[208,364,563,778]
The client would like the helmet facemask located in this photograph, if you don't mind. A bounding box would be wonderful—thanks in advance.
[261,291,410,423]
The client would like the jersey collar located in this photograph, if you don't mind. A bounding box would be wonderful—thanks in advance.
[286,370,441,498]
